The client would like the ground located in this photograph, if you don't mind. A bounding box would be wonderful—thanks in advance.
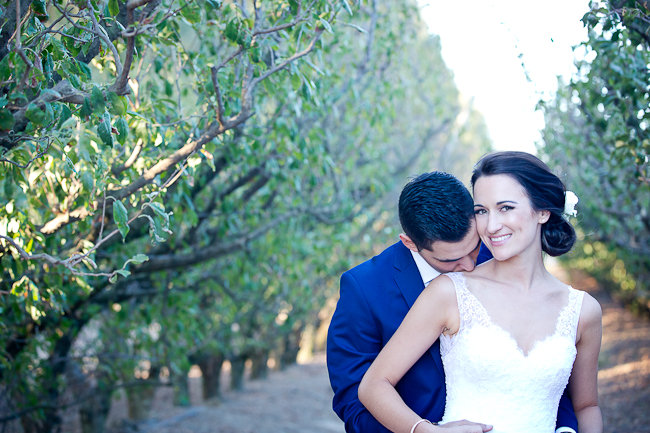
[92,266,650,433]
[573,270,650,433]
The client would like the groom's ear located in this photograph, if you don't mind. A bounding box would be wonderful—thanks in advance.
[399,233,419,252]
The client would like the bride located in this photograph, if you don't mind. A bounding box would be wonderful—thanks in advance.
[358,151,603,433]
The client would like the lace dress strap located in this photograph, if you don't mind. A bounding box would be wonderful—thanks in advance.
[445,272,491,326]
[555,287,585,342]
[440,273,490,356]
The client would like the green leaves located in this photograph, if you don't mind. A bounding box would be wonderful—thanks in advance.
[31,0,49,20]
[109,253,150,282]
[180,0,201,23]
[25,102,53,126]
[113,199,130,240]
[97,112,114,147]
[80,97,93,119]
[115,117,129,144]
[224,19,240,43]
[108,92,128,116]
[0,2,494,429]
[540,0,650,312]
[124,254,149,266]
[109,269,130,283]
[0,109,14,131]
[108,0,120,16]
[91,86,105,114]
[140,201,173,243]
[224,18,249,46]
[57,104,72,128]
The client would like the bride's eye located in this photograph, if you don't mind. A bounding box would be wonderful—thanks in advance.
[474,208,486,215]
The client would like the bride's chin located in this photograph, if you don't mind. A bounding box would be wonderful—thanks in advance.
[491,250,513,262]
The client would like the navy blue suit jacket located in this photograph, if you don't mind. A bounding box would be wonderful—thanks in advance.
[326,241,578,433]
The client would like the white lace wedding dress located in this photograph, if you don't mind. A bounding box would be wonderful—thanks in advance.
[439,272,584,433]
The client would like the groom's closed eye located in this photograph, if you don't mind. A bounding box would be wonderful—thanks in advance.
[436,240,481,263]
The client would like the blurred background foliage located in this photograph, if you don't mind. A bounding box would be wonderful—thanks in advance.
[0,0,489,431]
[540,0,649,314]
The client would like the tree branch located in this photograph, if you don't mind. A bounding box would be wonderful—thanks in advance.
[111,0,160,94]
[0,136,54,169]
[0,0,31,61]
[0,233,116,278]
[36,16,325,235]
[210,66,226,127]
[247,27,325,91]
[86,0,123,76]
[0,80,88,150]
[39,206,94,235]
[134,209,302,273]
[111,139,144,176]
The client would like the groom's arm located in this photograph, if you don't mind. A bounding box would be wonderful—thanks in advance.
[326,271,390,433]
[556,388,579,433]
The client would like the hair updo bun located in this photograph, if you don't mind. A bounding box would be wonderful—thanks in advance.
[471,151,576,257]
[541,212,576,256]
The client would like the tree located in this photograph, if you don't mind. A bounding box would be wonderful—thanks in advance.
[0,0,490,431]
[540,0,649,312]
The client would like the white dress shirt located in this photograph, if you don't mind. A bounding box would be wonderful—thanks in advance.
[409,250,440,287]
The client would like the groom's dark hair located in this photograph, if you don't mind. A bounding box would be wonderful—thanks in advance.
[398,171,475,251]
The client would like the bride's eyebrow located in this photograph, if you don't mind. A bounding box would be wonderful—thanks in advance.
[473,200,519,208]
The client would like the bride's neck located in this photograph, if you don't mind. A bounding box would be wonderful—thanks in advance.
[491,252,549,292]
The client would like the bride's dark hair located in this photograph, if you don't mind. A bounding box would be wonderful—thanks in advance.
[470,151,576,257]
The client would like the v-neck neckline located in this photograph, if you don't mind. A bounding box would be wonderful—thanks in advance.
[458,274,573,357]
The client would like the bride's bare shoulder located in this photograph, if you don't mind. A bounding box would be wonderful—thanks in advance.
[420,274,461,334]
[422,273,458,302]
[579,291,603,327]
[462,259,496,283]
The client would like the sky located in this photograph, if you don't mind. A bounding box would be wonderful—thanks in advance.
[417,0,592,154]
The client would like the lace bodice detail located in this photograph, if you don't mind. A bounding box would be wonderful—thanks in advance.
[439,272,584,433]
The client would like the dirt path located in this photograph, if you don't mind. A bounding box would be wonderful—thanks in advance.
[127,354,343,433]
[570,270,650,433]
[107,266,649,433]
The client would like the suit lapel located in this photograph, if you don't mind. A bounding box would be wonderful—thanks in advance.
[393,245,425,308]
[392,242,445,376]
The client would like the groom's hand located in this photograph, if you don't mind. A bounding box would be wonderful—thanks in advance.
[433,419,493,432]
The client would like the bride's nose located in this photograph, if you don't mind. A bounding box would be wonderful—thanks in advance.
[486,212,502,233]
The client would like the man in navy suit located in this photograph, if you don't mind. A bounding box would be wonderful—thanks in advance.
[326,171,578,433]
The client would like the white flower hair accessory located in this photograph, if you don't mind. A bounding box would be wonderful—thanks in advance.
[563,190,579,218]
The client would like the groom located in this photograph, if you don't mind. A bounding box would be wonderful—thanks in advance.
[326,171,578,433]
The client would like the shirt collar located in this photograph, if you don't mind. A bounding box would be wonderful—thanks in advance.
[409,250,441,286]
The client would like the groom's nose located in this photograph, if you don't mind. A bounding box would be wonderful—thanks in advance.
[454,255,476,272]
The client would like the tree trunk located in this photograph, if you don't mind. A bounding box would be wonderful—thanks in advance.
[229,355,246,391]
[279,327,302,370]
[249,349,269,380]
[125,365,159,422]
[197,353,224,400]
[125,380,157,421]
[19,416,45,433]
[62,359,113,433]
[171,367,191,407]
[79,383,112,433]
